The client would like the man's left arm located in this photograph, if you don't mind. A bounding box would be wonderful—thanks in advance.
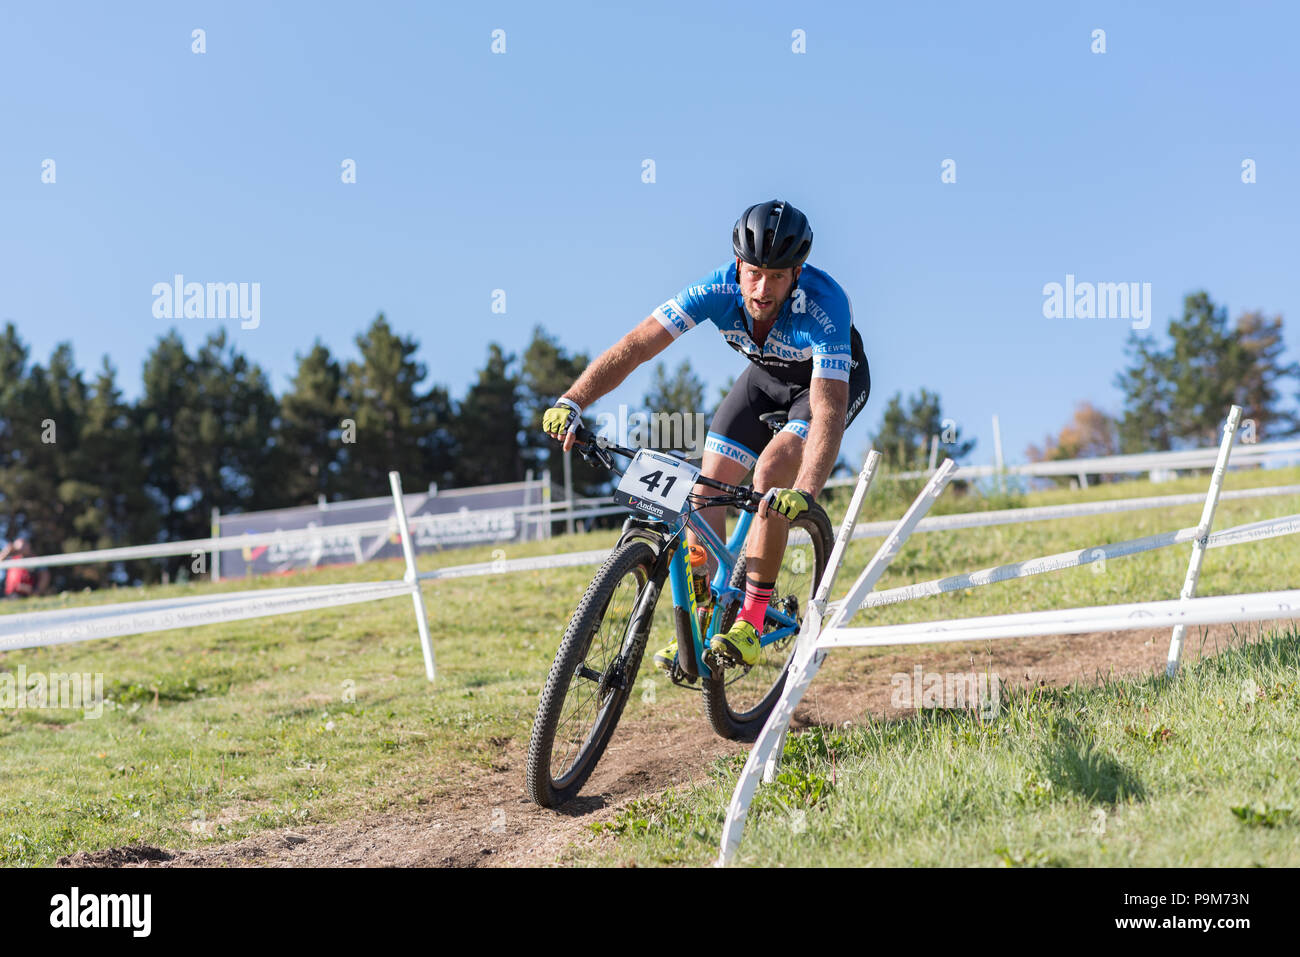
[794,377,848,498]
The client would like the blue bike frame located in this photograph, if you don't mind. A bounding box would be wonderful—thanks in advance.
[660,508,800,679]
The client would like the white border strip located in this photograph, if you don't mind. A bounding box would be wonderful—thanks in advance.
[5,484,1295,574]
[847,483,1300,540]
[823,437,1300,484]
[859,512,1300,610]
[820,589,1300,649]
[0,579,413,651]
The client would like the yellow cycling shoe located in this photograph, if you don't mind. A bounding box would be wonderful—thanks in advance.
[652,640,680,673]
[709,620,762,667]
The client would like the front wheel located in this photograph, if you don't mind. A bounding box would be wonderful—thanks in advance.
[701,503,833,741]
[526,540,662,807]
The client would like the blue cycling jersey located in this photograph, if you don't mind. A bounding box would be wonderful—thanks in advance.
[651,261,856,386]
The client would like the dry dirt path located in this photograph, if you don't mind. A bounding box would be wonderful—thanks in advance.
[57,622,1275,867]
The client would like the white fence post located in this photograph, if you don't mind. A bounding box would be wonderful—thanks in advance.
[210,507,221,582]
[389,471,436,682]
[717,457,957,867]
[1165,405,1242,677]
[760,450,883,783]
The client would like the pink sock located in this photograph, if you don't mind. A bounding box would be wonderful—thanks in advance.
[738,577,774,632]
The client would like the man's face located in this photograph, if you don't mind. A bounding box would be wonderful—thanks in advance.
[11,539,26,555]
[738,261,799,323]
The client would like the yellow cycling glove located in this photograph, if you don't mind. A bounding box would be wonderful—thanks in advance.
[542,398,583,440]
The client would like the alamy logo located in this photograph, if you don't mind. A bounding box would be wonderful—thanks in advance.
[1042,274,1151,329]
[595,404,707,455]
[0,666,103,719]
[49,887,151,937]
[891,666,1001,719]
[152,274,260,329]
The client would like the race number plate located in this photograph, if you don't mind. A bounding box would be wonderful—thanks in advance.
[612,449,700,522]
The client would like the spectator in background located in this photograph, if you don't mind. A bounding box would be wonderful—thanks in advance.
[1,538,50,599]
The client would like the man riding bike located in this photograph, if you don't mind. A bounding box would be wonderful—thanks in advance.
[542,199,870,671]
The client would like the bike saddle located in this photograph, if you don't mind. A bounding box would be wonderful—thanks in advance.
[759,411,788,433]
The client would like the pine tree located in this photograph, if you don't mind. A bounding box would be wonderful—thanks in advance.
[138,330,279,573]
[1116,292,1297,449]
[1115,331,1175,452]
[1165,292,1246,445]
[138,330,196,552]
[453,343,524,486]
[193,329,282,514]
[72,359,157,584]
[518,326,603,494]
[0,323,33,541]
[337,314,438,498]
[278,341,346,504]
[1232,311,1299,439]
[27,345,89,548]
[870,389,973,470]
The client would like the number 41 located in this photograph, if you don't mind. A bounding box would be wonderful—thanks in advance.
[638,470,676,497]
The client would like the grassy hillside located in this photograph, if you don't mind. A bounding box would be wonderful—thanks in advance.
[579,626,1300,867]
[0,466,1295,865]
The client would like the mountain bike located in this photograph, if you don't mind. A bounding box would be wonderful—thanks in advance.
[526,418,834,807]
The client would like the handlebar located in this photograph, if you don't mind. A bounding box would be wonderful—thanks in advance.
[568,423,765,511]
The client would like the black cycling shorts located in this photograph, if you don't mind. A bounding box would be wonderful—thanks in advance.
[705,329,870,472]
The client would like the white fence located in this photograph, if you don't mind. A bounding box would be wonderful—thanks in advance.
[716,407,1300,865]
[827,436,1300,486]
[0,473,437,681]
[2,418,1297,694]
[516,436,1300,532]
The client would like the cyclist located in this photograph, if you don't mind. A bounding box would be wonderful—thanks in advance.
[543,199,870,670]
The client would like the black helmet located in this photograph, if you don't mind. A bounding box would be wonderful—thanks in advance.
[732,199,813,269]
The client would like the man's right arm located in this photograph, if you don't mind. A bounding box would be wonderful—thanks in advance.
[552,316,675,450]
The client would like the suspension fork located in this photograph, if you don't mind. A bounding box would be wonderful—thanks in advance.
[611,523,677,680]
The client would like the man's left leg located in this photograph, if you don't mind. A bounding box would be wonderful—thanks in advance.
[709,431,804,666]
[716,343,870,667]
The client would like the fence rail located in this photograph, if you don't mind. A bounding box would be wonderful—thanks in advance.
[715,406,1300,866]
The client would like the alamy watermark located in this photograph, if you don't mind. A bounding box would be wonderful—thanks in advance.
[891,666,1001,719]
[594,404,707,455]
[1,666,104,719]
[152,274,260,329]
[1042,274,1151,330]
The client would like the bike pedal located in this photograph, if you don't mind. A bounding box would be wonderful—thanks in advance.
[704,648,734,670]
[669,666,699,689]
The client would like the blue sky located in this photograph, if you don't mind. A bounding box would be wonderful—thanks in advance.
[2,1,1297,467]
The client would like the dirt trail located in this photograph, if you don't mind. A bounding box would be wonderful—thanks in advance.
[56,622,1280,868]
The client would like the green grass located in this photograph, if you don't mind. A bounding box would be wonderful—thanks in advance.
[578,626,1300,867]
[0,466,1295,865]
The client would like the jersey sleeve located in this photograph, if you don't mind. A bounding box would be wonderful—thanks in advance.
[806,281,854,382]
[651,264,732,340]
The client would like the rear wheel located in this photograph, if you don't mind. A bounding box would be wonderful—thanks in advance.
[701,503,833,741]
[526,540,662,807]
